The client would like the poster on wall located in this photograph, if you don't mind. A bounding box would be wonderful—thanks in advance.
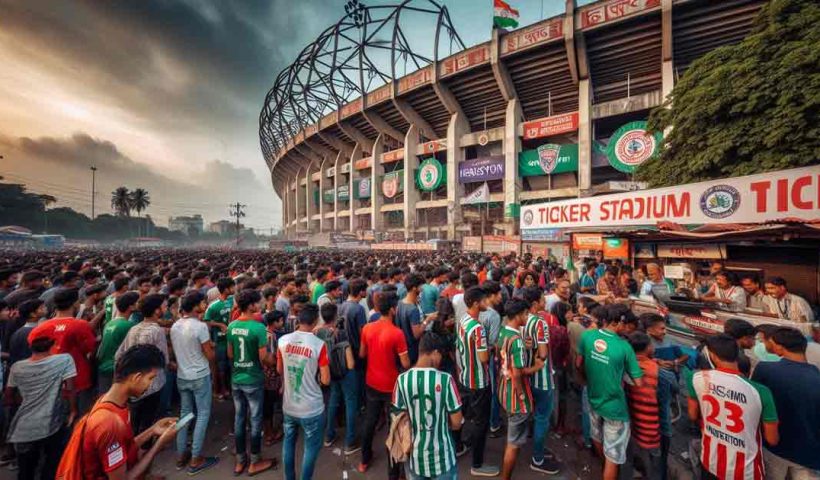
[336,184,349,202]
[602,238,629,258]
[382,170,404,198]
[634,243,656,259]
[572,233,603,251]
[458,156,505,183]
[354,178,371,199]
[416,158,445,191]
[522,112,579,140]
[605,121,662,173]
[518,144,579,176]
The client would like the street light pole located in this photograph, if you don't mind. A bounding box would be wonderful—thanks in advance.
[90,166,97,220]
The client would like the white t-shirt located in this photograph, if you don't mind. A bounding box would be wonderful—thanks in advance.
[762,293,815,322]
[170,317,211,381]
[452,294,467,325]
[278,331,329,419]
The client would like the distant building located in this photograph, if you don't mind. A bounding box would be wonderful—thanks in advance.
[168,215,204,235]
[209,220,243,235]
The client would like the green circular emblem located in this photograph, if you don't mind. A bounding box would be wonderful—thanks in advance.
[417,158,444,191]
[606,121,661,173]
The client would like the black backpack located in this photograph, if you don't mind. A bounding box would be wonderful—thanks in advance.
[328,329,350,381]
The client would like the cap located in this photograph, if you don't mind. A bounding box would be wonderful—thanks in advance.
[28,322,57,346]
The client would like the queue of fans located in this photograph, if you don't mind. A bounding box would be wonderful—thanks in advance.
[0,248,817,480]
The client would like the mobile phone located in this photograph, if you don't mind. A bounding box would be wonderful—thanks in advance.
[175,412,195,431]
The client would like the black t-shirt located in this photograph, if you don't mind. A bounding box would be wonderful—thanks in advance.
[9,324,35,366]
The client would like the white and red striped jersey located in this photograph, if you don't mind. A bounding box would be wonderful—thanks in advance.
[688,368,778,480]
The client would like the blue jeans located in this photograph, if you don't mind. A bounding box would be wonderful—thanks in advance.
[177,375,212,458]
[581,386,592,445]
[161,368,176,415]
[233,383,264,462]
[283,412,325,480]
[325,369,359,446]
[532,387,555,463]
[406,463,458,480]
[488,354,501,430]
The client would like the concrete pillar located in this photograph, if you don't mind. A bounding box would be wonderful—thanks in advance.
[370,135,385,233]
[305,165,315,233]
[332,151,343,231]
[318,157,328,232]
[661,0,674,100]
[578,79,593,193]
[402,125,419,240]
[294,169,302,233]
[283,179,290,238]
[447,113,468,240]
[348,145,361,233]
[504,99,522,235]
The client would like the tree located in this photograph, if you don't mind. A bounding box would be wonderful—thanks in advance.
[38,194,56,233]
[129,188,151,236]
[111,187,131,217]
[639,0,820,187]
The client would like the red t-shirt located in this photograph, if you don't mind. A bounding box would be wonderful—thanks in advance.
[361,319,408,393]
[42,317,96,391]
[82,402,139,479]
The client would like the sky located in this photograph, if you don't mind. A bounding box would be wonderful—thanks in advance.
[0,0,578,231]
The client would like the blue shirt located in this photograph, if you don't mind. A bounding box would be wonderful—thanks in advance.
[752,359,820,469]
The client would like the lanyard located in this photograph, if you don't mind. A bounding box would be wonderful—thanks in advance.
[777,297,790,317]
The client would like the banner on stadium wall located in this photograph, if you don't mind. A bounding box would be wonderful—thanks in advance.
[313,189,319,206]
[326,167,336,178]
[382,170,404,198]
[462,235,521,254]
[605,121,662,173]
[523,112,579,140]
[354,178,371,199]
[603,238,629,259]
[657,244,726,259]
[337,184,349,202]
[521,166,820,230]
[322,189,334,204]
[572,233,603,250]
[416,158,445,191]
[518,144,579,176]
[458,156,505,183]
[340,163,351,174]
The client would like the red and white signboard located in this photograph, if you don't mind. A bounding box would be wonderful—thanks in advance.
[501,18,563,55]
[398,66,433,94]
[657,244,726,259]
[521,166,820,230]
[441,45,490,77]
[381,149,404,164]
[580,0,661,29]
[522,112,579,140]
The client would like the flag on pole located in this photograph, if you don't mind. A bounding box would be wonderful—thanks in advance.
[493,0,519,29]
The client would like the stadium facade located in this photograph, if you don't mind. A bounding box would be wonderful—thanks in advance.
[260,0,766,242]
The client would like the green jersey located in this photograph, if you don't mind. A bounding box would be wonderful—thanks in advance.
[311,283,325,304]
[455,314,488,389]
[103,294,117,326]
[97,318,133,374]
[578,328,643,421]
[497,325,532,414]
[391,368,462,478]
[523,313,553,391]
[227,319,268,385]
[204,297,233,347]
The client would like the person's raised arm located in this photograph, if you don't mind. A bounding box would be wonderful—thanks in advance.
[111,419,177,480]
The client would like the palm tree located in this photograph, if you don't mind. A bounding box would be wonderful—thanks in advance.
[129,188,150,237]
[111,187,131,217]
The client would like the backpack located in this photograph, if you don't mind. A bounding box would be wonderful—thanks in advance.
[56,401,122,480]
[385,411,413,464]
[328,329,350,382]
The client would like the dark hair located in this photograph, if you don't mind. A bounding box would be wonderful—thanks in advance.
[180,291,206,314]
[298,303,320,325]
[765,276,787,288]
[404,273,424,291]
[115,291,140,313]
[464,286,487,309]
[628,331,652,353]
[31,337,55,353]
[217,277,236,294]
[603,303,636,326]
[461,273,479,290]
[504,299,529,319]
[349,278,367,297]
[113,277,130,292]
[315,268,329,281]
[324,280,342,293]
[482,280,501,296]
[192,271,209,282]
[376,291,399,315]
[264,310,286,327]
[85,283,107,296]
[755,323,780,339]
[639,312,665,330]
[291,294,310,305]
[521,287,542,307]
[551,301,572,327]
[114,344,166,382]
[716,270,736,285]
[262,287,278,299]
[53,288,79,311]
[236,289,262,312]
[167,278,187,295]
[140,294,167,318]
[772,327,807,354]
[320,302,338,324]
[18,299,44,320]
[418,332,449,355]
[724,318,756,340]
[705,334,739,362]
[577,296,599,312]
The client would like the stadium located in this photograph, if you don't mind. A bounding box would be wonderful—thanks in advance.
[259,0,767,245]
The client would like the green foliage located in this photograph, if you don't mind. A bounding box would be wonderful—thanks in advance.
[640,0,820,186]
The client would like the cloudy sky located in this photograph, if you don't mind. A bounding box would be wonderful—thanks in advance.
[0,0,574,230]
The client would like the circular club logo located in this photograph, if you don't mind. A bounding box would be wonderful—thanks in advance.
[536,144,560,174]
[358,178,370,198]
[606,121,661,173]
[593,339,607,354]
[417,158,443,192]
[382,174,400,198]
[700,185,741,219]
[478,133,489,146]
[523,209,534,226]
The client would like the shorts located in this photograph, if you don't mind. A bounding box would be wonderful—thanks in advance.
[589,409,630,465]
[507,413,531,447]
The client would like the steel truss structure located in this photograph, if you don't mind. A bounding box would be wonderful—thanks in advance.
[259,0,464,167]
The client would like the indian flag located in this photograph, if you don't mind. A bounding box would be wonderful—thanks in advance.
[493,0,519,29]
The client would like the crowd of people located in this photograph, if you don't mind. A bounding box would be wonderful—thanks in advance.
[0,247,817,480]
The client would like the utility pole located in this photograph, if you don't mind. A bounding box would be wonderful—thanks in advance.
[229,202,246,247]
[90,166,97,220]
